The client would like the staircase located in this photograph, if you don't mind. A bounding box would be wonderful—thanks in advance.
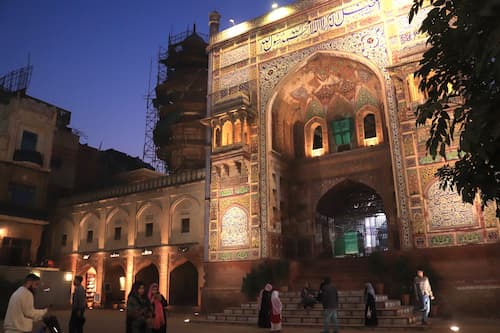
[197,290,418,328]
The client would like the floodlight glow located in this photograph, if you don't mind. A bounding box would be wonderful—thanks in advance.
[64,272,73,282]
[272,3,279,9]
[229,18,235,26]
[450,325,460,332]
[184,319,190,323]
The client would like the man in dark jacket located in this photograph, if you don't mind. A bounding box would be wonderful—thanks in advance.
[320,277,339,333]
[69,275,86,333]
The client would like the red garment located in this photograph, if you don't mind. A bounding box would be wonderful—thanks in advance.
[271,313,281,324]
[147,283,165,330]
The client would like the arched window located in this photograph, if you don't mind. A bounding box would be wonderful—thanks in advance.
[313,126,323,149]
[222,121,233,146]
[363,114,376,139]
[214,128,221,147]
[234,120,242,143]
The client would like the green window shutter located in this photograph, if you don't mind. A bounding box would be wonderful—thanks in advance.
[331,118,353,145]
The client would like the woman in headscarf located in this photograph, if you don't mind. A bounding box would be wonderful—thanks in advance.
[126,281,153,333]
[270,290,283,332]
[147,283,168,333]
[257,283,273,328]
[364,282,378,326]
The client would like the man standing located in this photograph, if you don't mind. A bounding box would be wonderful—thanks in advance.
[69,275,86,333]
[320,277,339,333]
[3,273,48,333]
[414,269,435,325]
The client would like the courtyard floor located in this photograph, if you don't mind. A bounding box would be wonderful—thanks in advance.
[1,309,500,333]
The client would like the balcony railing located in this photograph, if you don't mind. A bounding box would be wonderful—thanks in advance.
[60,168,206,206]
[13,149,43,167]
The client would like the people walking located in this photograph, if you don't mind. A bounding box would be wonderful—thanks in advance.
[320,277,339,333]
[69,275,86,333]
[126,281,153,333]
[364,283,378,326]
[414,269,435,325]
[257,283,273,328]
[147,283,168,333]
[270,290,283,332]
[3,273,48,333]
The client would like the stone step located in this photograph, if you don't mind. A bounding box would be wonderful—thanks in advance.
[224,305,413,317]
[205,313,417,326]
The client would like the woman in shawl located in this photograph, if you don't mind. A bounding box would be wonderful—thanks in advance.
[127,281,153,333]
[270,290,283,332]
[147,283,168,333]
[257,283,272,328]
[364,282,378,326]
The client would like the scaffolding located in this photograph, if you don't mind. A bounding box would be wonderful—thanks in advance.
[0,65,33,93]
[142,52,166,174]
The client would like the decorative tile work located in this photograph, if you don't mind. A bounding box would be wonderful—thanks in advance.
[220,196,249,213]
[220,188,234,197]
[427,181,475,229]
[259,24,412,250]
[414,235,426,248]
[235,185,250,194]
[251,228,260,248]
[406,157,416,167]
[209,231,218,251]
[305,98,325,120]
[484,204,499,228]
[410,197,421,207]
[486,231,499,242]
[406,169,419,195]
[403,134,415,156]
[411,208,425,234]
[220,68,251,90]
[419,155,440,165]
[258,0,381,54]
[355,87,379,111]
[429,234,454,247]
[221,206,249,247]
[419,167,440,190]
[457,232,482,245]
[221,45,250,68]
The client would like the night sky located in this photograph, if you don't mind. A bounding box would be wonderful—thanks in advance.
[0,0,294,158]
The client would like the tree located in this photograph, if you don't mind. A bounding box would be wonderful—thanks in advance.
[409,0,500,216]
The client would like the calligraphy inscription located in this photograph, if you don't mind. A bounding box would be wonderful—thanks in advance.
[258,0,380,54]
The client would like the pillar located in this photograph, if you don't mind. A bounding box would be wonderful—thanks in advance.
[159,247,169,298]
[125,249,135,298]
[95,252,104,307]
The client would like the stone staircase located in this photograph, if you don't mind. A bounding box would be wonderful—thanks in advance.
[197,290,418,328]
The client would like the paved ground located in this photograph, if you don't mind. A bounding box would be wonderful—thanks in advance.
[1,309,499,333]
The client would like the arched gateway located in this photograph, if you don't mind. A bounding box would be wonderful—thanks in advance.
[316,180,388,257]
[266,53,397,259]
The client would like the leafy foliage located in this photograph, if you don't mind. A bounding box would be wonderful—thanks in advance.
[241,260,289,298]
[409,0,500,216]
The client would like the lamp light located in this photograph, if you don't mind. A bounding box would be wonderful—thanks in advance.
[272,2,279,9]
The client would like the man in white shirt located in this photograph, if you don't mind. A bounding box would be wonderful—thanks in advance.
[3,273,48,333]
[413,269,435,325]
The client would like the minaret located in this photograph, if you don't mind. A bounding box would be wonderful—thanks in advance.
[153,27,208,172]
[209,11,221,38]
